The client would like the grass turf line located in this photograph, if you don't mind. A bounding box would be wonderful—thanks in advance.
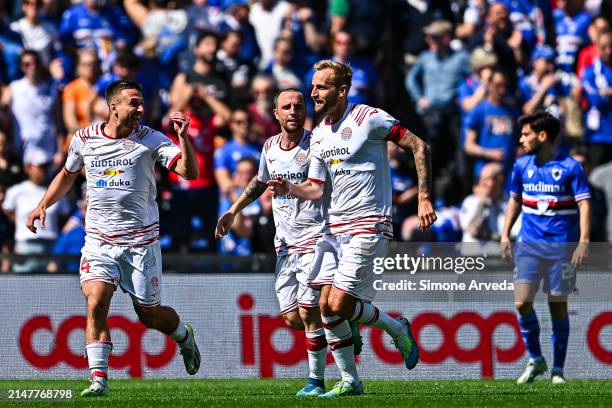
[0,379,611,407]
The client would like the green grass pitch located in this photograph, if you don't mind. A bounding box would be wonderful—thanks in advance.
[1,379,611,407]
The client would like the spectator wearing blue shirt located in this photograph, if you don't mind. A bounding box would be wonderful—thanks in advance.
[553,0,591,74]
[264,37,304,93]
[0,6,23,84]
[220,0,261,64]
[406,20,470,178]
[581,31,612,166]
[459,47,498,178]
[465,69,520,181]
[59,0,116,72]
[214,109,261,199]
[520,45,563,116]
[48,194,86,274]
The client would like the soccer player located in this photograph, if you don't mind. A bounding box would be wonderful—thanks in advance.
[25,80,201,397]
[500,111,591,384]
[269,60,437,397]
[216,88,336,396]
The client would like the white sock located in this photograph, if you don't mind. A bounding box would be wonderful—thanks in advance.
[86,341,112,381]
[322,315,359,384]
[351,300,402,337]
[305,328,327,381]
[170,321,188,343]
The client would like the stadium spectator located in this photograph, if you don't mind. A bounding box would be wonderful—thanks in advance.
[581,30,612,167]
[577,15,610,77]
[123,0,188,68]
[249,0,291,69]
[570,147,608,242]
[464,69,520,180]
[306,31,380,107]
[47,185,87,273]
[519,45,563,116]
[219,0,260,64]
[388,142,417,236]
[2,149,70,273]
[247,74,280,143]
[217,156,261,255]
[406,20,470,177]
[217,30,255,106]
[59,0,116,72]
[0,128,23,188]
[1,50,64,168]
[62,48,102,138]
[459,47,498,179]
[265,37,304,92]
[0,6,23,84]
[468,2,521,80]
[328,0,385,58]
[459,162,506,244]
[0,183,13,273]
[214,109,261,198]
[279,0,327,67]
[248,188,276,254]
[590,158,612,242]
[9,0,59,65]
[554,0,591,74]
[168,31,231,126]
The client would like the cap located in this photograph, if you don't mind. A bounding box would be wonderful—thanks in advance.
[423,20,453,37]
[223,0,248,12]
[531,45,555,62]
[470,47,498,71]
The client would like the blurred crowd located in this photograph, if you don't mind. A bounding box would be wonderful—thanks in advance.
[0,0,611,273]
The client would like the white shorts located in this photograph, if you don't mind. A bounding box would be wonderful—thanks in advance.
[275,251,336,314]
[311,234,389,302]
[79,239,162,307]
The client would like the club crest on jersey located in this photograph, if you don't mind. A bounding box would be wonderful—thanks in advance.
[150,276,159,288]
[122,139,136,151]
[341,127,352,141]
[551,168,562,181]
[295,151,307,165]
[537,200,550,214]
[527,169,534,179]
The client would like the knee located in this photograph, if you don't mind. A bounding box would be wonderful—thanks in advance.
[86,296,110,318]
[282,312,303,330]
[548,302,568,320]
[515,302,533,316]
[319,296,331,316]
[328,295,345,316]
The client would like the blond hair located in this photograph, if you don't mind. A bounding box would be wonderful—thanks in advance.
[313,60,352,89]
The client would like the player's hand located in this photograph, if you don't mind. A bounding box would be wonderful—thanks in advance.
[215,212,236,238]
[499,239,513,262]
[571,242,589,269]
[417,197,437,230]
[26,205,46,234]
[267,177,290,198]
[170,112,190,138]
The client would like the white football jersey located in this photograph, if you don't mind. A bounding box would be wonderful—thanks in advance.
[257,130,327,255]
[65,123,181,246]
[308,104,397,238]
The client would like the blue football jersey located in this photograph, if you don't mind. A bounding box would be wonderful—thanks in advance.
[510,151,590,243]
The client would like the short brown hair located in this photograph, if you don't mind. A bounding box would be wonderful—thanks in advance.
[105,80,142,105]
[313,60,352,89]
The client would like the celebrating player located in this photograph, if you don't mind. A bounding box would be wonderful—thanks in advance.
[216,88,339,396]
[500,111,591,384]
[26,80,201,397]
[269,60,437,397]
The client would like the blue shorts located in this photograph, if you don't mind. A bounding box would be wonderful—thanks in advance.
[513,255,576,296]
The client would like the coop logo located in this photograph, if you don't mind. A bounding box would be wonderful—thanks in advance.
[237,293,611,378]
[19,315,176,378]
[96,179,130,188]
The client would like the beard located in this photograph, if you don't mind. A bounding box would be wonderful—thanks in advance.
[314,92,338,115]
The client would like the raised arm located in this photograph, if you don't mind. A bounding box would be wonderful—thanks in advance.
[26,168,79,233]
[168,112,198,180]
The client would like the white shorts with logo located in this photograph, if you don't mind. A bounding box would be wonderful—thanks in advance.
[310,234,389,302]
[79,239,162,306]
[275,251,337,314]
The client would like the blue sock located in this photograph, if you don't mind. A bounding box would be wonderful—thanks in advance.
[551,317,570,372]
[307,377,325,388]
[519,310,542,360]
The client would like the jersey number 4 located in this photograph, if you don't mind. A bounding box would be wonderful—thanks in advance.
[80,258,91,274]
